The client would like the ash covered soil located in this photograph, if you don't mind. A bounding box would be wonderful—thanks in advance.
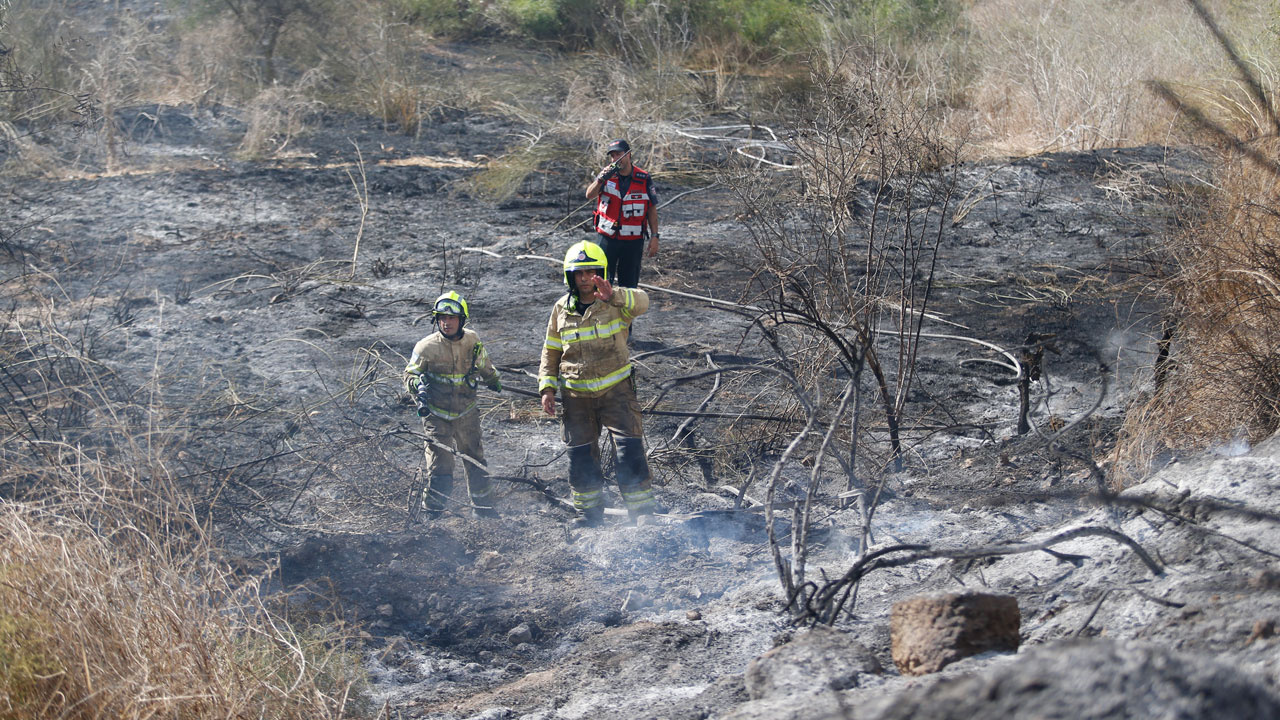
[10,47,1280,718]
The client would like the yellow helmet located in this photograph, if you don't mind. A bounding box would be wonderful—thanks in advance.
[432,291,469,326]
[562,240,607,289]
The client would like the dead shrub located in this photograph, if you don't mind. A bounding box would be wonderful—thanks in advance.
[171,15,248,105]
[0,501,369,719]
[237,68,326,159]
[1114,1,1280,482]
[75,10,170,173]
[1117,141,1280,477]
[712,49,960,609]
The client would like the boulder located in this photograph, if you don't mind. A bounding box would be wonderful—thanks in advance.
[891,592,1020,675]
[506,623,533,645]
[744,625,882,700]
[863,639,1280,720]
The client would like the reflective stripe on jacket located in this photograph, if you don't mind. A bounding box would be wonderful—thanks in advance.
[539,287,648,398]
[594,167,651,240]
[404,328,499,420]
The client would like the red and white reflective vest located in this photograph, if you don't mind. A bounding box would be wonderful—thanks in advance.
[594,167,652,241]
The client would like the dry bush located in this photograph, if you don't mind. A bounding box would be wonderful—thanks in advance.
[353,22,464,136]
[170,15,250,106]
[237,68,327,159]
[716,50,960,606]
[74,10,172,173]
[0,2,88,122]
[1112,1,1280,482]
[0,501,368,719]
[955,0,1271,155]
[728,49,959,471]
[0,2,97,176]
[1116,141,1280,477]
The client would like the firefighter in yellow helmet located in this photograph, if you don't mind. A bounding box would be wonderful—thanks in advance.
[538,240,658,527]
[404,291,503,519]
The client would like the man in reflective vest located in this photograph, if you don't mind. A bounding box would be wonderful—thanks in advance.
[404,291,503,519]
[538,240,658,527]
[586,138,660,288]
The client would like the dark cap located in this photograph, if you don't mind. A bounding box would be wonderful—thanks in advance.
[606,138,631,155]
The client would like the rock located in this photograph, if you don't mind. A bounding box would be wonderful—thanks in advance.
[891,592,1020,675]
[687,609,702,621]
[377,603,394,617]
[476,550,505,571]
[1245,619,1276,645]
[861,639,1280,720]
[462,709,513,720]
[506,623,533,645]
[1248,568,1280,589]
[744,625,882,700]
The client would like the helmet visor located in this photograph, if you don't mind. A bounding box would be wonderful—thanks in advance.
[433,299,465,317]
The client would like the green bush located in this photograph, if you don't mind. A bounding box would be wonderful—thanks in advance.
[504,0,560,38]
[708,0,816,50]
[398,0,823,55]
[397,0,481,36]
[859,0,957,40]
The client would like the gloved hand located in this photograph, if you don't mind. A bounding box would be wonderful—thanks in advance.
[487,378,503,393]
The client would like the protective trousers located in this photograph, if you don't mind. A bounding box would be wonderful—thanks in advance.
[561,382,655,516]
[422,412,493,511]
[602,234,644,289]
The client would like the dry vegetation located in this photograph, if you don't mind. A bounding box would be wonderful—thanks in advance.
[0,285,372,716]
[1116,139,1280,476]
[1109,2,1280,480]
[0,503,367,719]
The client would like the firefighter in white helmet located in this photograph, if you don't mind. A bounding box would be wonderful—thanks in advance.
[538,240,658,527]
[404,291,503,519]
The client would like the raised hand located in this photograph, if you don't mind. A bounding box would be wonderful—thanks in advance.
[592,274,614,302]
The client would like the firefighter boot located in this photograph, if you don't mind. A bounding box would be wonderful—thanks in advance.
[424,474,453,518]
[616,437,659,525]
[571,505,605,528]
[466,469,499,519]
[568,444,606,528]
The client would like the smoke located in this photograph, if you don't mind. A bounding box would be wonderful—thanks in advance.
[1209,427,1251,457]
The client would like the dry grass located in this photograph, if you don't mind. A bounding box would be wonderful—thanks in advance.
[828,0,1279,158]
[1115,139,1280,479]
[237,69,327,159]
[5,0,1277,176]
[0,500,368,719]
[0,275,372,717]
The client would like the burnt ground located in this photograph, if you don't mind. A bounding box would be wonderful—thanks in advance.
[9,46,1280,718]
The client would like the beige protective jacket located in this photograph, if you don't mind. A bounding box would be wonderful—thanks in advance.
[538,287,648,398]
[404,328,499,420]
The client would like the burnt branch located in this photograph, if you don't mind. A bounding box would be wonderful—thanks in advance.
[794,525,1163,626]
